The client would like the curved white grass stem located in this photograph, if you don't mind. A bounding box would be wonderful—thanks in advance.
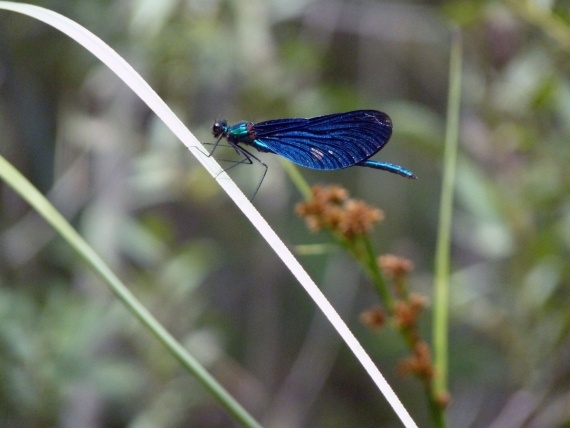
[0,3,417,427]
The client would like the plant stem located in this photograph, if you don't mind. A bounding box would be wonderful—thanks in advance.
[360,237,394,311]
[0,154,262,428]
[432,27,463,427]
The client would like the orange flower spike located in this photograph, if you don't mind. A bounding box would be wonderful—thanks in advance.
[296,185,351,232]
[398,341,435,379]
[322,205,344,230]
[296,186,326,230]
[360,305,386,331]
[338,199,384,239]
[378,255,414,279]
[411,341,435,379]
[408,293,429,315]
[393,300,416,330]
[321,185,349,204]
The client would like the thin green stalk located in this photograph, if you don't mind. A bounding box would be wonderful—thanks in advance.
[360,237,394,311]
[0,155,262,428]
[432,27,463,422]
[280,159,312,200]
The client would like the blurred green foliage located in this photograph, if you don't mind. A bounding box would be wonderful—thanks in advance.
[1,0,570,426]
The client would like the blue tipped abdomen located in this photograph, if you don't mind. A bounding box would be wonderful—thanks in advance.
[358,160,417,179]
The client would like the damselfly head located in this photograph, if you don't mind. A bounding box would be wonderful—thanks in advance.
[212,120,228,137]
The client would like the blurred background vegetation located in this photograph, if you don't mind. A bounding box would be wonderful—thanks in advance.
[1,0,569,426]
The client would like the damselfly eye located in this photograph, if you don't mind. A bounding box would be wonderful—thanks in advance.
[212,120,227,137]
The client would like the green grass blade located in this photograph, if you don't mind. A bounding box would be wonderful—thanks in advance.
[432,28,463,417]
[0,154,262,428]
[280,159,312,200]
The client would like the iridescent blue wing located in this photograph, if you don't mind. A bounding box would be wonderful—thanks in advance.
[250,110,392,170]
